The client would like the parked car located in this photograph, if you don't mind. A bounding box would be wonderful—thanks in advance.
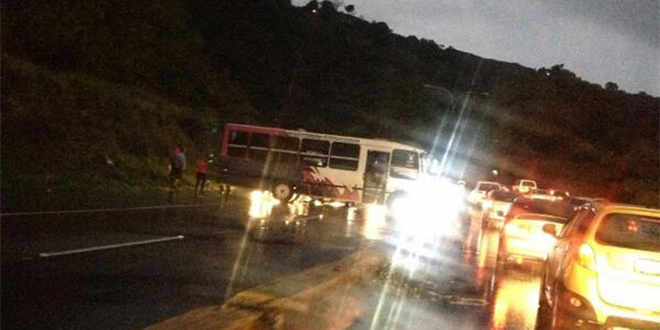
[497,213,568,267]
[536,203,660,329]
[512,179,537,193]
[468,181,504,207]
[482,189,517,229]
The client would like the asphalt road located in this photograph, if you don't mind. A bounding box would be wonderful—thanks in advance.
[2,195,545,330]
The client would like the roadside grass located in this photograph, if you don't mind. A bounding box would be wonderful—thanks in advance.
[1,54,223,213]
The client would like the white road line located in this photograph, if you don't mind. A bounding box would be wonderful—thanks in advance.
[1,203,223,217]
[38,235,185,258]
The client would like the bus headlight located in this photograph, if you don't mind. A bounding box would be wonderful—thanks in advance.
[390,179,463,239]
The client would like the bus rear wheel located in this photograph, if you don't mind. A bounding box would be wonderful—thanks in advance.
[272,181,293,201]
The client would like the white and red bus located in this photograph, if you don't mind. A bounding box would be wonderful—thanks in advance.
[215,123,427,204]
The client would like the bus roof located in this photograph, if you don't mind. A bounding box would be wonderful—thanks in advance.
[225,123,426,153]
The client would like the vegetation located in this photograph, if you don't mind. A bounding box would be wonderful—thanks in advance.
[2,0,658,210]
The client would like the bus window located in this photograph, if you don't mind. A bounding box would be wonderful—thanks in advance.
[248,133,270,163]
[227,130,248,158]
[301,139,329,167]
[329,142,360,171]
[250,133,270,148]
[272,152,298,166]
[272,136,299,151]
[248,149,269,163]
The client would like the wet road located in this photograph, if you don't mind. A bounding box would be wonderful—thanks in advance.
[350,208,544,330]
[2,194,545,330]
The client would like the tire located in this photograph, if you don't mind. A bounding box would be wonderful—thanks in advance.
[535,277,552,330]
[272,181,293,201]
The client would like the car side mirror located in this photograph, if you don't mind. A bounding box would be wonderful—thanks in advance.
[542,223,557,237]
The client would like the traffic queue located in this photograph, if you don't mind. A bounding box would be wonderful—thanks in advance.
[468,179,660,329]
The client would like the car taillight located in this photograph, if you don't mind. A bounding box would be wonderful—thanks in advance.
[577,244,597,270]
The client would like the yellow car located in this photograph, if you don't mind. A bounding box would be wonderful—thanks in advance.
[536,203,660,329]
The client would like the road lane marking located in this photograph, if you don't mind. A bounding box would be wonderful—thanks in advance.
[1,203,224,217]
[38,235,184,258]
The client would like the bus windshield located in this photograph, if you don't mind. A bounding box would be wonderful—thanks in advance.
[391,149,418,169]
[390,149,419,180]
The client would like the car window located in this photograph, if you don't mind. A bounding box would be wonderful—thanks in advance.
[595,214,660,252]
[559,210,595,238]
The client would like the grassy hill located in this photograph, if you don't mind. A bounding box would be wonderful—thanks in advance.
[2,0,658,210]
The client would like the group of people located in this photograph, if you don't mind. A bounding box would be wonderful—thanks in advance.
[169,145,209,198]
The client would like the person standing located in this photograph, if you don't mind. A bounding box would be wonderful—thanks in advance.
[169,145,186,202]
[195,158,208,197]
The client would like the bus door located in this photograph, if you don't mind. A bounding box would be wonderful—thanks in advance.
[363,150,390,203]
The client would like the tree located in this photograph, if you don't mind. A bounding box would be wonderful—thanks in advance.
[303,0,319,11]
[345,4,355,13]
[605,81,619,91]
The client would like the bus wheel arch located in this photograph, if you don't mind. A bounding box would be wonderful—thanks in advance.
[272,181,294,201]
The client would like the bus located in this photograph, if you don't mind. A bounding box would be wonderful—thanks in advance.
[215,123,427,204]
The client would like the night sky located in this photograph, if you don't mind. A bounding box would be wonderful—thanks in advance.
[294,0,659,96]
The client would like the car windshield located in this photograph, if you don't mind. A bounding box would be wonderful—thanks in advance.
[478,183,500,192]
[513,199,575,218]
[490,190,516,202]
[596,214,660,252]
[517,215,568,224]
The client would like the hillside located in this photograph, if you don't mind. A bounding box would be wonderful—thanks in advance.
[2,0,658,209]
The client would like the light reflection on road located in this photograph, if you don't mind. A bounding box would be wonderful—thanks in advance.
[490,269,541,330]
[242,195,546,329]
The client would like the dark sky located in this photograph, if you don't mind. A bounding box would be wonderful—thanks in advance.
[294,0,659,95]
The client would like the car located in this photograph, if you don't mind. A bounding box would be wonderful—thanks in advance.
[567,196,594,208]
[482,189,517,229]
[504,197,575,228]
[528,189,562,201]
[536,203,660,329]
[497,213,568,267]
[512,179,537,193]
[468,181,504,207]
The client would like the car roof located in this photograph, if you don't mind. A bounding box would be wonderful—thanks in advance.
[477,181,500,185]
[600,203,660,217]
[513,213,567,222]
[512,198,575,218]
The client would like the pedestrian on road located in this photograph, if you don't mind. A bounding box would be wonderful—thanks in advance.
[168,146,181,177]
[195,158,208,197]
[168,145,186,203]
